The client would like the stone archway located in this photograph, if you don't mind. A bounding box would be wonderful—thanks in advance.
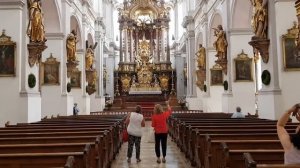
[231,0,252,29]
[70,15,83,49]
[43,0,61,33]
[209,13,222,47]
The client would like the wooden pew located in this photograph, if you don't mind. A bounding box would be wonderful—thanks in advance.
[0,143,98,168]
[213,140,282,168]
[208,139,282,168]
[244,153,300,168]
[0,152,87,168]
[225,149,284,168]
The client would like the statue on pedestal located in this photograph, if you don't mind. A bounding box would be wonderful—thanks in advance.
[66,30,78,62]
[250,0,268,39]
[213,25,227,60]
[195,44,206,69]
[27,0,46,43]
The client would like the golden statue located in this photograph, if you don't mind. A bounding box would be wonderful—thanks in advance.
[121,74,131,92]
[159,73,169,91]
[195,44,206,69]
[137,61,152,88]
[66,30,78,62]
[213,25,228,60]
[85,42,98,70]
[27,0,46,43]
[250,0,268,38]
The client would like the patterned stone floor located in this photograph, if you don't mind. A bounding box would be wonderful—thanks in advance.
[111,122,194,168]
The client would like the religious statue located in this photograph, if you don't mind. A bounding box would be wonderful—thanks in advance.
[121,74,131,92]
[195,44,206,69]
[213,25,228,60]
[153,74,160,88]
[85,42,98,70]
[250,0,268,39]
[137,61,152,88]
[66,30,78,62]
[159,73,169,91]
[131,74,137,87]
[27,0,46,43]
[85,47,94,70]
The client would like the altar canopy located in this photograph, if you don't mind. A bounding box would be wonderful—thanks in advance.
[115,0,175,95]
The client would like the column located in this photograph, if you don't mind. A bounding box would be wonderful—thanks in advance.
[130,28,134,62]
[60,0,74,116]
[124,24,129,62]
[135,29,138,58]
[167,27,170,61]
[222,0,234,113]
[183,16,196,97]
[175,52,185,99]
[257,0,282,119]
[150,29,154,57]
[119,26,123,62]
[161,27,166,61]
[106,54,115,99]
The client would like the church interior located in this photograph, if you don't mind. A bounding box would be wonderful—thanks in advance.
[0,0,300,167]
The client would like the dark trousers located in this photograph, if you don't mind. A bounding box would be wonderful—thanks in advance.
[154,133,168,157]
[127,134,141,159]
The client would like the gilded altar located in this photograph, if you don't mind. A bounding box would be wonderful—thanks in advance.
[116,0,175,95]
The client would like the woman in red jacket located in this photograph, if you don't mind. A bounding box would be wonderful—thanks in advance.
[151,101,172,163]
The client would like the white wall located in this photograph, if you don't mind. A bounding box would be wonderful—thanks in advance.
[0,3,41,126]
[230,33,256,115]
[275,1,300,117]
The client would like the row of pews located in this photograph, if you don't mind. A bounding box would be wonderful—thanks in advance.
[168,112,300,168]
[0,114,126,168]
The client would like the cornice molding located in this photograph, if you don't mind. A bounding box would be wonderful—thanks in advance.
[0,0,25,9]
[45,33,65,40]
[275,0,295,3]
[228,28,253,36]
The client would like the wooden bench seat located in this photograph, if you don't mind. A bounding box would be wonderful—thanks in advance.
[212,140,282,168]
[0,152,88,168]
[0,143,98,168]
[226,149,284,168]
[244,153,300,168]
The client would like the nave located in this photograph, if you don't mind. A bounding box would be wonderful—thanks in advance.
[111,121,193,168]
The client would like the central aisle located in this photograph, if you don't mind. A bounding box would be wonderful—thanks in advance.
[111,121,194,168]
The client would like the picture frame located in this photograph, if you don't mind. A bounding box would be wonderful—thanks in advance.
[210,64,223,85]
[70,69,81,88]
[282,23,300,71]
[0,30,16,76]
[40,54,60,85]
[234,51,253,82]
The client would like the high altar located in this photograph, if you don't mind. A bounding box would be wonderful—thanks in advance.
[115,0,175,96]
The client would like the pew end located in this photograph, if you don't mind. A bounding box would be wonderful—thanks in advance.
[5,121,10,127]
[64,156,75,168]
[244,152,257,168]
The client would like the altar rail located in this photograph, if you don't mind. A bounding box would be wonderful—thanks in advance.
[91,110,203,117]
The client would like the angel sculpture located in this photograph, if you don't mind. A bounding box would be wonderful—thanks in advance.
[85,41,98,70]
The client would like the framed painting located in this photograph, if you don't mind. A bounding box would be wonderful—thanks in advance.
[70,70,81,88]
[234,51,253,82]
[282,23,300,71]
[0,30,16,76]
[40,54,60,85]
[210,64,223,85]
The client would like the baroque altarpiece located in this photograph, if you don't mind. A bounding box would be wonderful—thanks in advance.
[115,0,175,96]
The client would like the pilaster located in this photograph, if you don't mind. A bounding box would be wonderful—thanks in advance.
[257,0,282,119]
